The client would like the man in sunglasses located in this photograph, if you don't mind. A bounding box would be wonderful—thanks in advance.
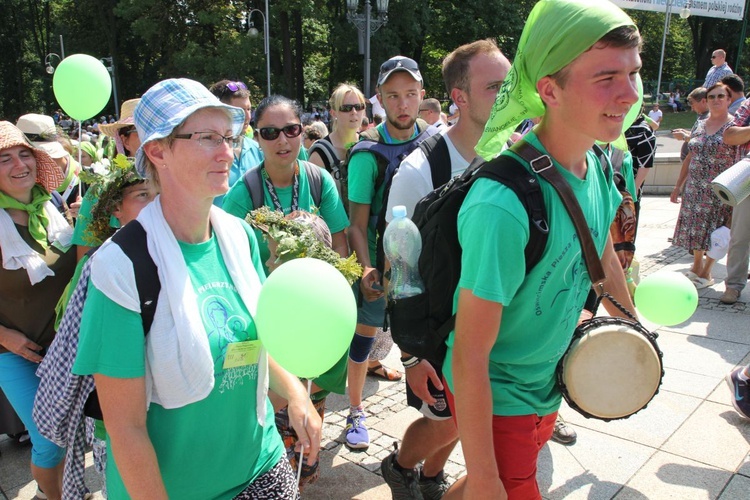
[704,49,733,89]
[344,55,428,454]
[382,39,511,500]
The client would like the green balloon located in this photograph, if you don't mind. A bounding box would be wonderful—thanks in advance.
[622,74,644,133]
[53,54,112,121]
[255,258,356,379]
[634,272,698,326]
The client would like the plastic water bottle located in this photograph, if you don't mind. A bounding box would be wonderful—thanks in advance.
[383,206,425,299]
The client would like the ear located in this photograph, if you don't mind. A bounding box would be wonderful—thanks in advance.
[420,88,426,100]
[111,202,123,223]
[450,87,468,108]
[537,76,560,108]
[376,91,384,106]
[144,140,168,169]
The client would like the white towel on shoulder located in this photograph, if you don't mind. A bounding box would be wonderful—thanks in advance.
[0,202,73,285]
[91,196,268,424]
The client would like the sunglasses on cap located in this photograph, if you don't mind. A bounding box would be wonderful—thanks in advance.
[226,81,247,92]
[339,103,365,112]
[380,56,419,73]
[258,124,303,141]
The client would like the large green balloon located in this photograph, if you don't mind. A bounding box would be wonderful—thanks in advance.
[53,54,112,121]
[255,258,356,379]
[634,272,698,326]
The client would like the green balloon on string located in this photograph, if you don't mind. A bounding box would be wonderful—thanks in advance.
[53,54,112,121]
[255,258,356,379]
[634,272,698,326]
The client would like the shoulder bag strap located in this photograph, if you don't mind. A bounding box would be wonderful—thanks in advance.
[513,141,607,288]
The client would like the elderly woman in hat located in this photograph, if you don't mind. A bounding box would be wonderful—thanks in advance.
[0,121,76,500]
[72,78,320,499]
[71,99,143,259]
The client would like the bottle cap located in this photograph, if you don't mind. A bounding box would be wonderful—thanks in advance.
[392,205,407,219]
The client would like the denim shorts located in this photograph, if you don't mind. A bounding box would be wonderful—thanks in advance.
[352,281,386,328]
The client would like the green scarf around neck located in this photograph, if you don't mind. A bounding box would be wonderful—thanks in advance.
[0,185,53,249]
[475,0,636,160]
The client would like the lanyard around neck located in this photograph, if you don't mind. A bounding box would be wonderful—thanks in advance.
[261,163,300,213]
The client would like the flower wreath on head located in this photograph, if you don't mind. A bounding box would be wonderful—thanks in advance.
[246,206,363,285]
[78,154,143,245]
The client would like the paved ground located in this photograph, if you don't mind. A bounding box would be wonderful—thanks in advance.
[2,194,750,499]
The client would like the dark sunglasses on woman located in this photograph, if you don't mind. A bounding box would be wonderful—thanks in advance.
[258,124,303,141]
[339,103,365,112]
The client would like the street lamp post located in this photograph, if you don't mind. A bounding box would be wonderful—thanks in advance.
[247,2,271,96]
[656,1,690,104]
[346,0,389,98]
[100,57,119,119]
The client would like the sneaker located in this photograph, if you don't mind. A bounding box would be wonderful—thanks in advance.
[721,288,740,305]
[419,469,449,500]
[345,411,370,450]
[726,367,750,419]
[550,415,577,445]
[381,443,423,499]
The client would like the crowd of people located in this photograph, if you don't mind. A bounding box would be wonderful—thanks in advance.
[2,0,750,499]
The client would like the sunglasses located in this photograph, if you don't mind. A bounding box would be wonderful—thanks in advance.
[339,103,365,112]
[707,93,727,100]
[380,57,419,73]
[226,81,247,92]
[258,124,303,141]
[711,55,718,59]
[173,131,242,149]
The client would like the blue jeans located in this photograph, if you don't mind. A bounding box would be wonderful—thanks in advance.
[0,352,65,467]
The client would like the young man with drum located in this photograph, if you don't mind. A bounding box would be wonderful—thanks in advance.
[443,1,639,498]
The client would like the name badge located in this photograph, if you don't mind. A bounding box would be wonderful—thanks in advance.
[223,340,262,370]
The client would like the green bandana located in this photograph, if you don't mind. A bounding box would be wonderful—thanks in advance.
[0,185,52,249]
[475,0,636,160]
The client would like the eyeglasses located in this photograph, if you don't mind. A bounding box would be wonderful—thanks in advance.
[707,93,727,100]
[418,108,430,113]
[226,81,247,92]
[122,127,138,136]
[339,103,365,112]
[173,131,242,149]
[258,124,303,141]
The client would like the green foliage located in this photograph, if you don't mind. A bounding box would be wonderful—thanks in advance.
[3,0,750,119]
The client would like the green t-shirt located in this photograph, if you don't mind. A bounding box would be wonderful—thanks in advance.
[444,132,622,417]
[347,123,419,263]
[73,224,283,499]
[222,161,349,274]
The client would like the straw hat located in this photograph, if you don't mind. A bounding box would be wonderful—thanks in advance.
[15,113,68,159]
[0,121,65,192]
[99,99,141,137]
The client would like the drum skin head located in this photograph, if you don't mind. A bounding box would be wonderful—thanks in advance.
[561,322,662,420]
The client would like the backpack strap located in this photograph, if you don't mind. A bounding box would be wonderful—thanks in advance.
[83,221,161,421]
[418,133,452,189]
[49,190,66,215]
[111,220,161,333]
[303,161,323,207]
[308,138,340,172]
[477,155,550,274]
[242,165,265,210]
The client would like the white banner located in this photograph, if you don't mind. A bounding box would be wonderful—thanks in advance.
[610,0,746,21]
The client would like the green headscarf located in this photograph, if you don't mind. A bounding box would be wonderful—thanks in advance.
[0,184,52,249]
[78,141,100,163]
[475,0,636,160]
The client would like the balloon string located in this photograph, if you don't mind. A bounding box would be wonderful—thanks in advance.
[296,378,312,486]
[77,120,82,198]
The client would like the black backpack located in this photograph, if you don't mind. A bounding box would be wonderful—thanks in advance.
[241,161,323,211]
[386,149,550,365]
[82,221,161,420]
